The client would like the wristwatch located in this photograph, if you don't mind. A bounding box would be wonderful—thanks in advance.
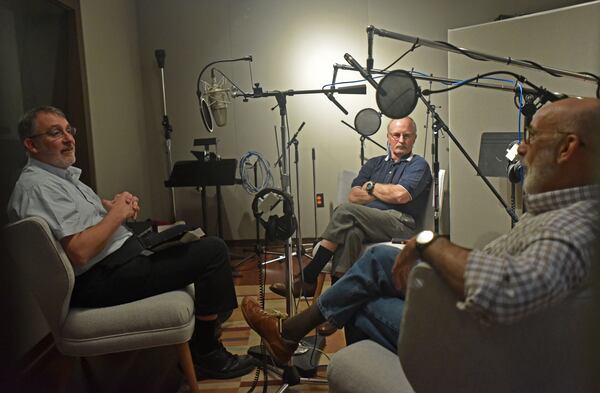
[366,181,376,195]
[415,230,438,256]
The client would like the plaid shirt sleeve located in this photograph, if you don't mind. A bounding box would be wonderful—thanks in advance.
[461,230,589,325]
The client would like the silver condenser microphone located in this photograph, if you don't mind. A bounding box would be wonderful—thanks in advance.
[207,69,229,127]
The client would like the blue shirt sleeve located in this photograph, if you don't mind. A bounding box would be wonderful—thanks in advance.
[351,157,378,188]
[14,183,82,239]
[397,157,431,200]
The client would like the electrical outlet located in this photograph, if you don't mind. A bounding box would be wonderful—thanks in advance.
[316,193,324,207]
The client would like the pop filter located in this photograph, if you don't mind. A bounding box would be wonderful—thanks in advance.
[354,108,381,136]
[376,70,419,119]
[200,96,214,133]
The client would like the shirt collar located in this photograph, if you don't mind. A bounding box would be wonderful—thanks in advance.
[525,184,600,215]
[385,152,414,162]
[28,157,81,183]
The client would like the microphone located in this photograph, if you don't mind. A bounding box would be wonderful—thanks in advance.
[366,26,374,73]
[197,55,253,132]
[207,68,229,127]
[337,84,367,94]
[327,64,348,115]
[155,49,166,68]
[344,53,379,91]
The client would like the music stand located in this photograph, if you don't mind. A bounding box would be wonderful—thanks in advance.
[478,132,519,177]
[165,158,236,238]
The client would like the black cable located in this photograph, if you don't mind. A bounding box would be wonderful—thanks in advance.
[195,56,252,98]
[518,59,563,78]
[423,70,527,95]
[382,42,421,71]
[434,39,597,95]
[246,232,269,393]
[434,40,489,62]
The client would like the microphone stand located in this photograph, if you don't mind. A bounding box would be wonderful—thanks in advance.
[312,148,318,239]
[415,89,520,224]
[340,120,386,165]
[235,85,361,391]
[155,49,177,222]
[266,123,314,266]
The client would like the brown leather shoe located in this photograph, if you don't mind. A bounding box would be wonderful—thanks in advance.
[269,275,317,298]
[241,297,298,364]
[316,321,338,337]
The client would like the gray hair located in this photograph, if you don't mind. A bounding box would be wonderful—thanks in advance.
[18,106,66,142]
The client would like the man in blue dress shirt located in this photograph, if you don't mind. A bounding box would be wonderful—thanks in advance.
[8,106,256,379]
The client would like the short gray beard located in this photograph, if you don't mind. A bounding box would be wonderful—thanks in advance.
[523,145,559,194]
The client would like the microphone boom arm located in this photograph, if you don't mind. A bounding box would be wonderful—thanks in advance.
[367,26,599,86]
[196,56,253,98]
[334,63,544,97]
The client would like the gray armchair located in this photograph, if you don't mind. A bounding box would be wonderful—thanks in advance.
[328,262,597,393]
[5,216,201,393]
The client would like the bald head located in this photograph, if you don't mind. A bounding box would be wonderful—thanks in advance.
[519,97,600,193]
[535,97,600,148]
[387,117,417,135]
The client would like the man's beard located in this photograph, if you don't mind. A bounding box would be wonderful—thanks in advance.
[523,145,559,194]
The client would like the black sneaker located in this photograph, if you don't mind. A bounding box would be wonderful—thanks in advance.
[193,343,257,379]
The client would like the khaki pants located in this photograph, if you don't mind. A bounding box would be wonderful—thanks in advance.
[321,203,415,274]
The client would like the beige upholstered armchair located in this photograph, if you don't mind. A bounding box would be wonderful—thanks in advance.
[327,262,598,393]
[5,216,201,393]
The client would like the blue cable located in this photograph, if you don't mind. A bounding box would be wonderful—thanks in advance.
[239,151,274,194]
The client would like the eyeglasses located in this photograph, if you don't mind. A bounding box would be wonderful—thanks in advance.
[29,126,77,140]
[524,126,581,145]
[388,132,414,143]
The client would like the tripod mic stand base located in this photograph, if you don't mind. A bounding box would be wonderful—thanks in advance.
[247,334,326,377]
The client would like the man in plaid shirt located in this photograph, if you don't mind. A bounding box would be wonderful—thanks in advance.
[241,97,599,359]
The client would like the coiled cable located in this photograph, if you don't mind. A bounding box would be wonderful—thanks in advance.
[239,151,274,194]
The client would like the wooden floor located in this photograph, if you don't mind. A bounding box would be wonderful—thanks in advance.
[185,244,346,392]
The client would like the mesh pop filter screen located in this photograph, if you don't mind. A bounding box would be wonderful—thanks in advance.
[354,108,381,136]
[200,96,214,133]
[376,70,418,119]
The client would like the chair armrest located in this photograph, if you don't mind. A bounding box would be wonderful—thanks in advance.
[397,262,597,393]
[327,339,414,393]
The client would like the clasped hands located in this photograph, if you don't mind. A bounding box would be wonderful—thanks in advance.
[102,191,140,221]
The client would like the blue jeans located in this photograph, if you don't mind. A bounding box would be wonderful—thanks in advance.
[316,245,404,352]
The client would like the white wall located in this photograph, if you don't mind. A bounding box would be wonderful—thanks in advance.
[133,0,591,239]
[448,1,600,247]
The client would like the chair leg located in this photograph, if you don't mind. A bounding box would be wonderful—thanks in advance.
[57,355,76,393]
[176,342,200,393]
[311,271,327,305]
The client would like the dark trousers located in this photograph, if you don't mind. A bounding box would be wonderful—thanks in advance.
[71,236,237,316]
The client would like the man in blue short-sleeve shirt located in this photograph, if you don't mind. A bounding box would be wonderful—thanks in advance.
[271,117,432,298]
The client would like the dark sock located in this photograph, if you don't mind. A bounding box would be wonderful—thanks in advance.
[192,318,221,355]
[281,303,326,342]
[302,245,335,283]
[331,274,341,285]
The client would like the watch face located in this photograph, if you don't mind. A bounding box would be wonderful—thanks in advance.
[417,230,435,245]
